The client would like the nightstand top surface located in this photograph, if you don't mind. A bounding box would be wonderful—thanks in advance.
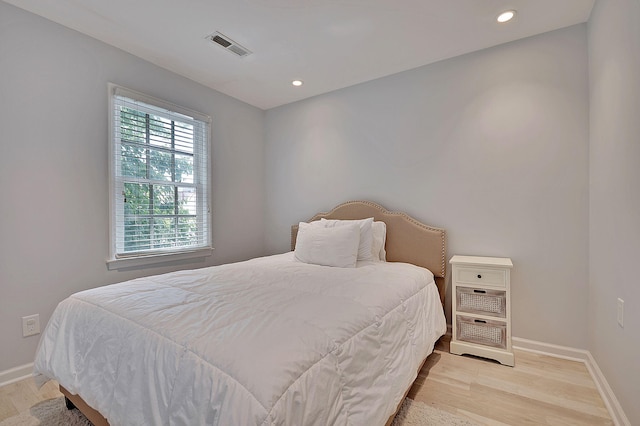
[449,255,513,268]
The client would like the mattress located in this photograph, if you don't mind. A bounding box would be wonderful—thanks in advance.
[34,252,446,425]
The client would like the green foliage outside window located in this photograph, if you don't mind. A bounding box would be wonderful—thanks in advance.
[119,107,199,252]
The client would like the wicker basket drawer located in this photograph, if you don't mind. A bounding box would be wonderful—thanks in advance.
[456,315,507,349]
[456,287,506,318]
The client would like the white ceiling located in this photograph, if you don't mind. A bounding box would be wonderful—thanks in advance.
[4,0,594,110]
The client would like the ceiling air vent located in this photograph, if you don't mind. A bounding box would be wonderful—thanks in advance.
[207,32,252,57]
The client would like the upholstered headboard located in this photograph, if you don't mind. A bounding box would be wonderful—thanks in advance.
[291,200,446,305]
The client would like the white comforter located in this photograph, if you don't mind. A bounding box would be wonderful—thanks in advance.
[34,253,446,426]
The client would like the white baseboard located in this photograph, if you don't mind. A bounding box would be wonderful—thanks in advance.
[512,336,590,362]
[513,337,630,426]
[0,363,34,388]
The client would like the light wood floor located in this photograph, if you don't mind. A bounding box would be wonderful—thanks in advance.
[0,377,61,422]
[0,340,613,425]
[408,338,613,425]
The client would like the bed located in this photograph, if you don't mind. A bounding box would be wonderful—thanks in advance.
[33,200,447,425]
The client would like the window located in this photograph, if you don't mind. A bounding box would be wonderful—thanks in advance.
[108,85,211,268]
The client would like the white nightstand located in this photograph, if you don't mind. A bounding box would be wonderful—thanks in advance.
[449,255,514,366]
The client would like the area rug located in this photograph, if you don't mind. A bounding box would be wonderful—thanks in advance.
[1,397,478,425]
[0,397,91,426]
[392,398,479,426]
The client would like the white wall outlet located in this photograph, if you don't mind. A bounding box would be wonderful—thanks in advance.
[617,298,624,327]
[22,314,40,337]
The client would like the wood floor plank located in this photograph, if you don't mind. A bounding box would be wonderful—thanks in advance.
[475,362,608,417]
[0,378,63,422]
[7,380,43,414]
[0,386,19,422]
[471,382,611,425]
[407,340,613,426]
[39,380,63,400]
[511,351,597,388]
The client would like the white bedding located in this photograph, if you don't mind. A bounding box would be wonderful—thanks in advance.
[34,253,446,425]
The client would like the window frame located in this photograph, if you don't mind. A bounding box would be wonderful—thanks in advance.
[107,84,213,270]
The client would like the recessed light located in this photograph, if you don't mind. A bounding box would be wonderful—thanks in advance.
[292,80,303,87]
[497,10,516,23]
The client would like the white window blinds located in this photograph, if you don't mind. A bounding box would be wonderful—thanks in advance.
[110,85,211,258]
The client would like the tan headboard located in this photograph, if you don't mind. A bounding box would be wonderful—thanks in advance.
[291,201,446,306]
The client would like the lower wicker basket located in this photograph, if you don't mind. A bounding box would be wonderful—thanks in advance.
[456,315,507,350]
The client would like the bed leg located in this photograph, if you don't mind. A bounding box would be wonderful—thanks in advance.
[65,396,76,410]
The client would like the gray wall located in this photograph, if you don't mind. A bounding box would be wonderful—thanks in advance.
[265,25,590,348]
[0,2,265,372]
[589,0,640,423]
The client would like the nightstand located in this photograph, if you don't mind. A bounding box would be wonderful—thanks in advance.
[449,255,514,366]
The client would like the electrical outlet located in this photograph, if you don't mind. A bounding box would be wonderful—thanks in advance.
[22,314,40,337]
[617,298,624,327]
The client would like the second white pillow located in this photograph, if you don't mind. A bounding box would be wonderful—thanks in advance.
[294,221,361,268]
[320,217,374,261]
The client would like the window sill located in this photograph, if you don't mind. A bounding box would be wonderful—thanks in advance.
[106,247,214,271]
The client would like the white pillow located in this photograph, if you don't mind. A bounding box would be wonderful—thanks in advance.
[320,217,374,261]
[294,221,360,268]
[372,221,387,261]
